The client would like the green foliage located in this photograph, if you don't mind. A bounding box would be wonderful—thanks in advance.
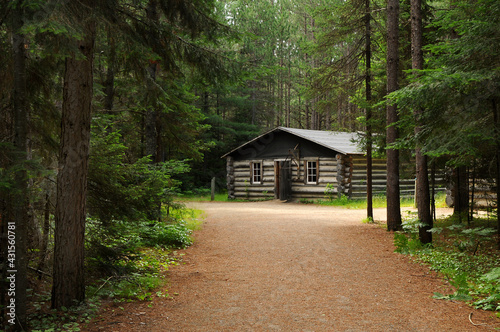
[82,204,202,321]
[473,268,500,311]
[178,192,230,202]
[430,224,496,254]
[394,214,500,312]
[86,207,198,275]
[317,194,351,206]
[88,273,165,302]
[393,232,423,254]
[142,220,193,248]
[362,217,374,224]
[299,198,315,204]
[388,0,500,166]
[313,195,419,209]
[29,296,100,332]
[88,120,190,223]
[324,183,336,201]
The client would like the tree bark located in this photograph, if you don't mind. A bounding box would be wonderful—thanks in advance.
[52,16,95,309]
[452,166,468,221]
[492,98,500,249]
[386,0,402,231]
[36,194,51,279]
[365,0,373,220]
[411,0,432,243]
[11,1,28,328]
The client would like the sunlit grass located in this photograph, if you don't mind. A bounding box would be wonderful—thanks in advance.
[176,192,230,202]
[312,192,448,209]
[178,191,449,211]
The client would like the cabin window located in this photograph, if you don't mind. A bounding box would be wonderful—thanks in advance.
[251,162,262,184]
[306,160,318,184]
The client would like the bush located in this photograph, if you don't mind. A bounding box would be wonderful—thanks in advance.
[143,221,193,248]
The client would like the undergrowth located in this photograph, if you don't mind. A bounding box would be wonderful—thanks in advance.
[27,205,203,332]
[394,211,500,316]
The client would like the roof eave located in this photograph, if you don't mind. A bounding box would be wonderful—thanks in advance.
[221,126,365,158]
[278,127,363,155]
[221,127,280,159]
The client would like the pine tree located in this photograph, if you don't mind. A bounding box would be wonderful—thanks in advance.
[52,0,96,309]
[10,0,29,328]
[411,0,432,244]
[386,0,402,231]
[51,0,231,309]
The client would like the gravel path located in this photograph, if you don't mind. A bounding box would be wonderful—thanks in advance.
[84,201,499,331]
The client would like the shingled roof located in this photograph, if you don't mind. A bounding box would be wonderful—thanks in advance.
[222,126,363,158]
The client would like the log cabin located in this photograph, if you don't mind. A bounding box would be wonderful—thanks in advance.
[222,127,419,201]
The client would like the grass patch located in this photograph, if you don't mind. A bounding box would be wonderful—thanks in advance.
[307,192,448,210]
[177,192,230,202]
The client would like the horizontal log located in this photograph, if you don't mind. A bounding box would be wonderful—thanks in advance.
[471,193,498,199]
[291,186,332,194]
[234,193,274,199]
[234,186,274,192]
[317,166,337,173]
[319,170,337,178]
[234,171,250,178]
[319,161,338,167]
[234,181,274,187]
[292,194,329,200]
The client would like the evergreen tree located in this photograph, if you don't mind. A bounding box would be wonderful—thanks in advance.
[10,0,29,328]
[386,0,402,230]
[391,0,500,246]
[411,0,432,244]
[50,0,232,309]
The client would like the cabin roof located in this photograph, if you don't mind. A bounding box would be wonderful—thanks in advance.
[222,126,364,158]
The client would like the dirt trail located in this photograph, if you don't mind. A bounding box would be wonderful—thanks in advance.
[84,201,499,331]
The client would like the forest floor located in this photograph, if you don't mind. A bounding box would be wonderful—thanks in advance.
[83,201,500,331]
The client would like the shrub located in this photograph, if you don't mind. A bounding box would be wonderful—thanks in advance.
[143,221,193,248]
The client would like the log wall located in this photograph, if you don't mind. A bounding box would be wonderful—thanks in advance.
[350,156,446,199]
[226,154,447,201]
[228,156,343,200]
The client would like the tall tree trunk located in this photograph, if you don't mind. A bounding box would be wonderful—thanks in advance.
[386,0,402,231]
[469,163,476,225]
[411,0,432,243]
[36,194,51,279]
[431,161,436,222]
[52,15,95,309]
[11,2,28,328]
[365,0,373,220]
[453,166,468,221]
[0,65,13,328]
[493,98,500,249]
[251,80,256,125]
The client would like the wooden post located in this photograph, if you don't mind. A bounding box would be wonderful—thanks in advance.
[336,154,346,198]
[226,157,235,199]
[211,177,216,201]
[414,177,417,208]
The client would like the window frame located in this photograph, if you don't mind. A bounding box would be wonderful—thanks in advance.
[251,161,263,184]
[305,159,319,184]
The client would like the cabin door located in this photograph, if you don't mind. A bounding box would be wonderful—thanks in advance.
[275,160,291,201]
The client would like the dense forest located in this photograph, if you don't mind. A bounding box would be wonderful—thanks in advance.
[0,0,499,330]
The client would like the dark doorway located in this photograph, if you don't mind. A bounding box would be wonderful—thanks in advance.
[277,161,291,201]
